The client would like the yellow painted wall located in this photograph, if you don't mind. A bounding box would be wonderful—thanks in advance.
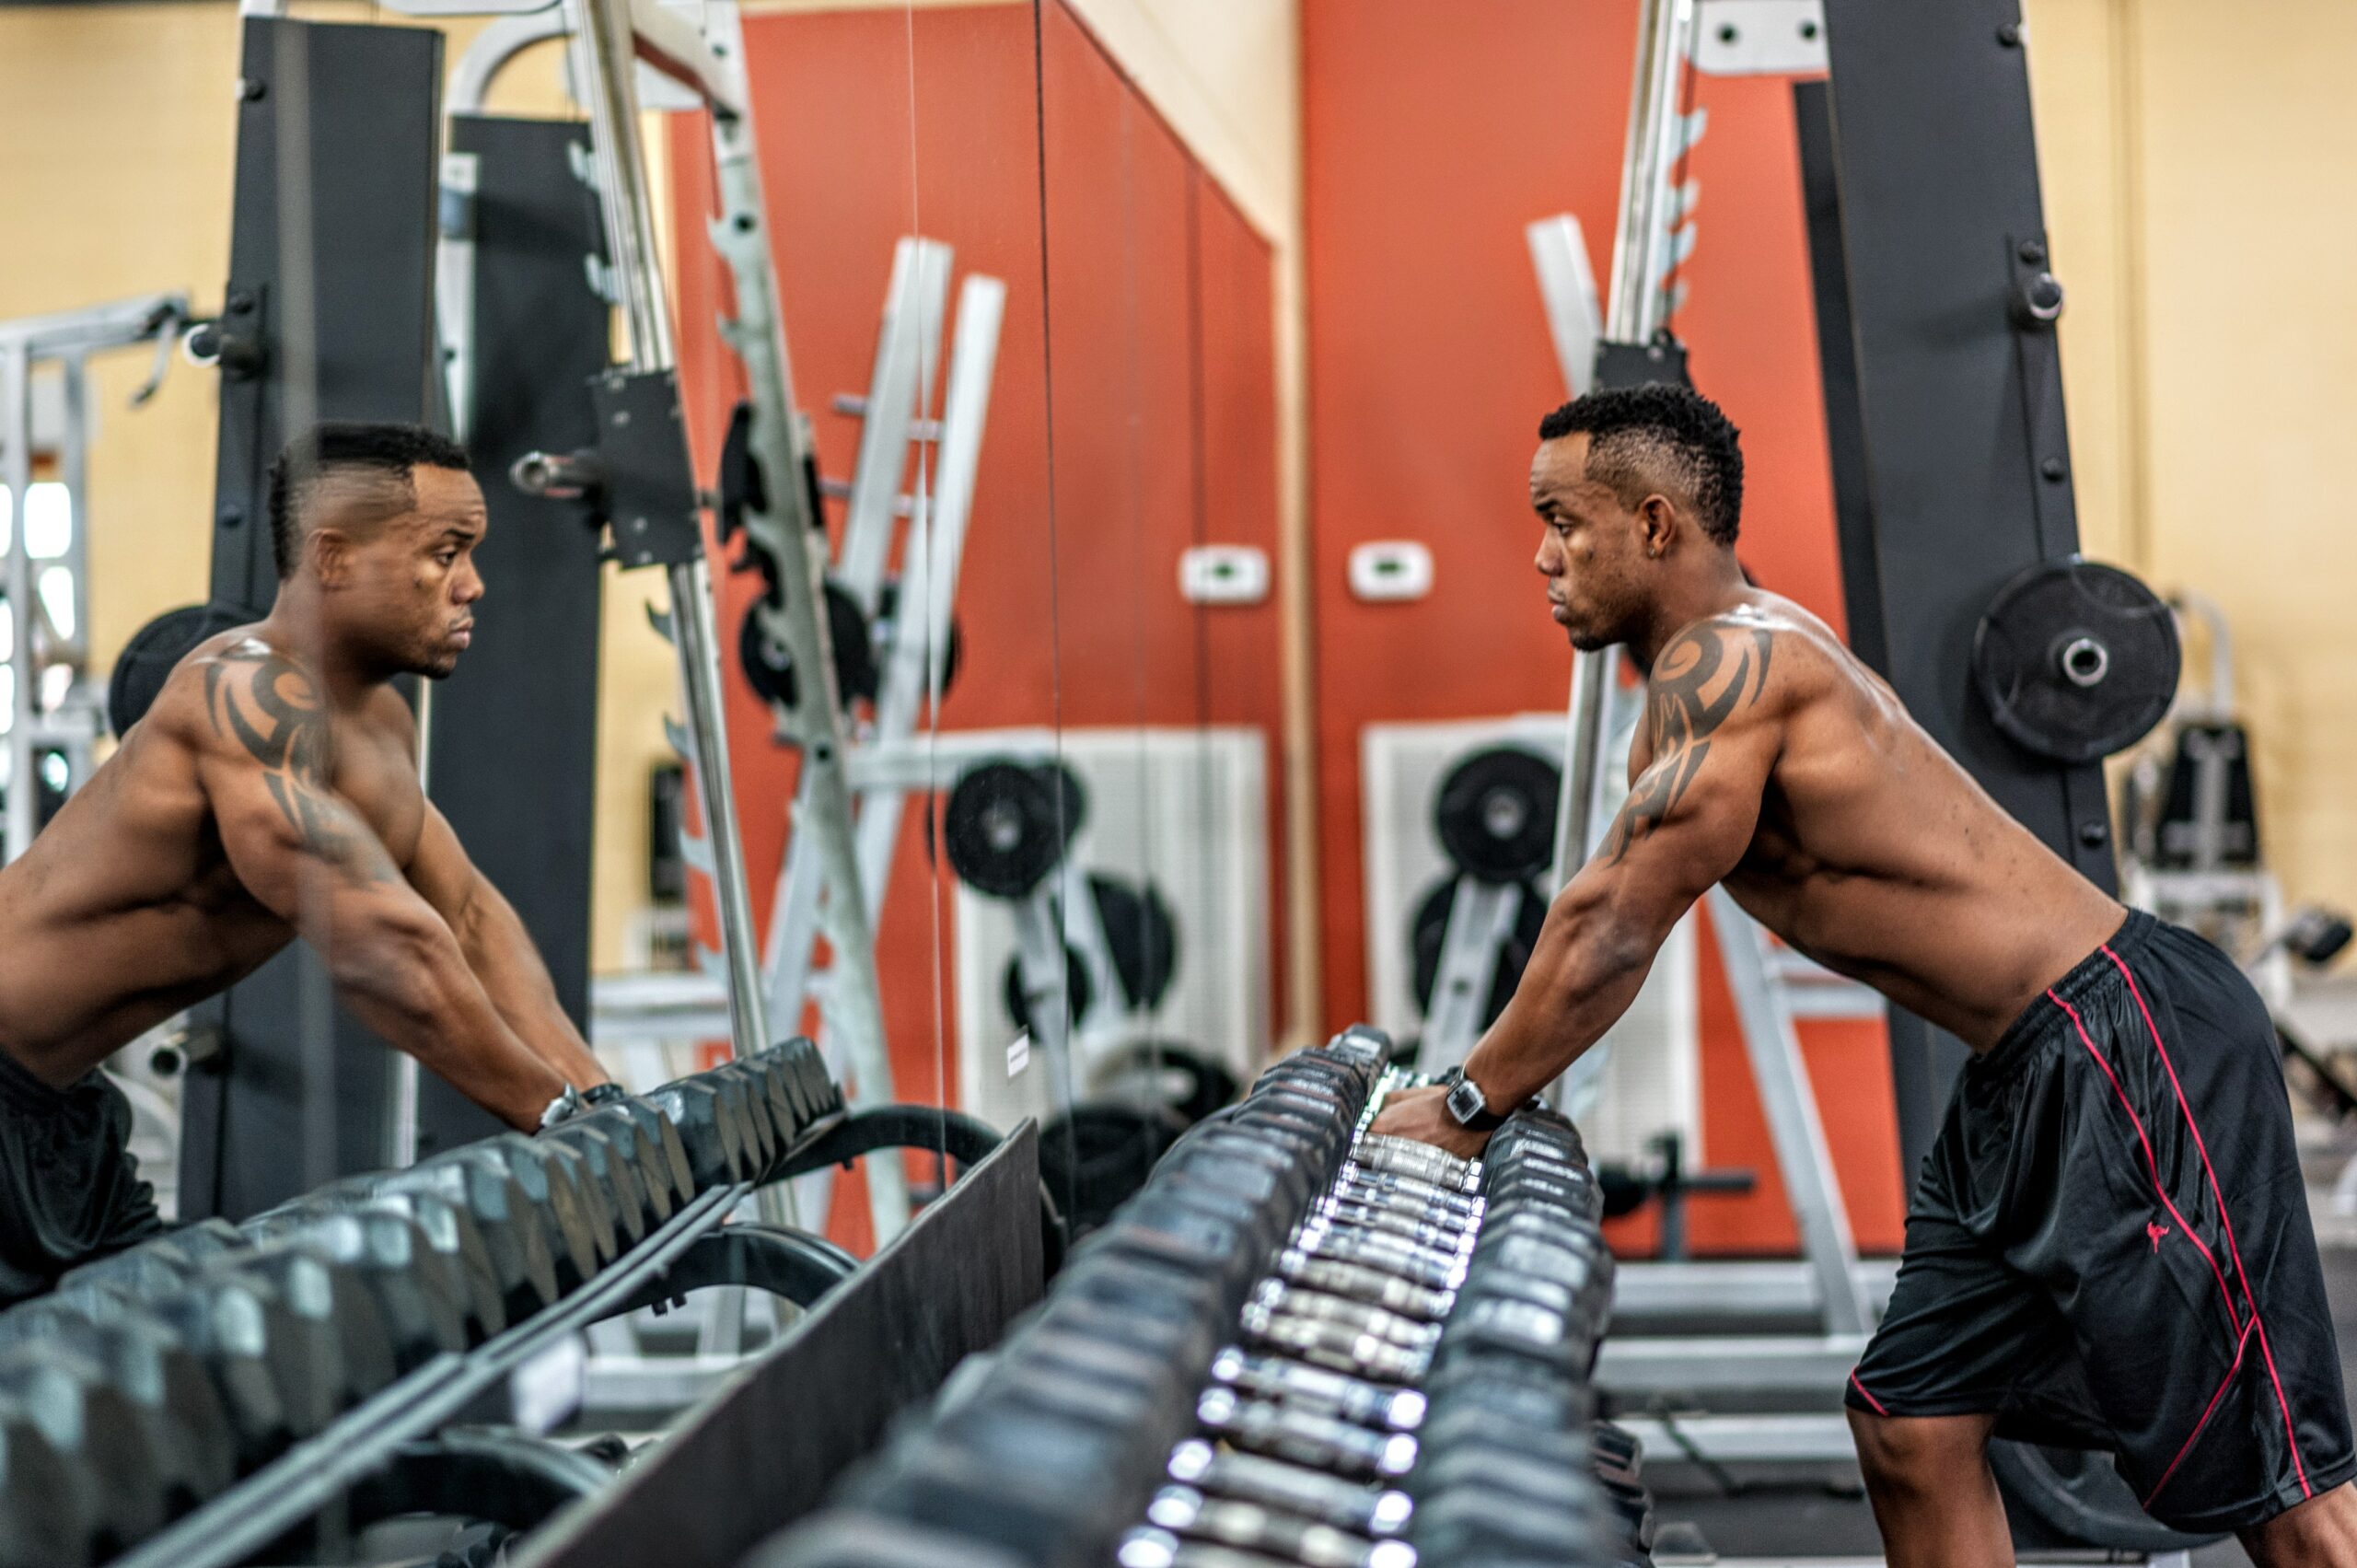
[2024,0,2357,923]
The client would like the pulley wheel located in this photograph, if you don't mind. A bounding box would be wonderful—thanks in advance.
[1989,1443,2223,1554]
[944,760,1071,900]
[737,579,877,711]
[1434,746,1562,884]
[1972,558,2179,763]
[108,602,248,738]
[1410,875,1549,1029]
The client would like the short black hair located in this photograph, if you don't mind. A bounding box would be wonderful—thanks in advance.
[266,422,470,580]
[1538,383,1744,545]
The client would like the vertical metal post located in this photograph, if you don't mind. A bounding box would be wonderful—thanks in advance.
[1550,0,1699,887]
[1,343,34,865]
[1708,887,1868,1332]
[700,1,909,1237]
[58,357,90,670]
[567,0,770,1069]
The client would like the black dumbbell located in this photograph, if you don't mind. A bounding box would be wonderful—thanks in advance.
[540,1116,654,1249]
[1206,1346,1427,1434]
[264,1188,507,1344]
[1593,1421,1643,1488]
[237,1210,471,1372]
[448,1135,609,1289]
[0,1300,238,1511]
[47,1218,254,1302]
[702,1063,782,1179]
[845,1425,1124,1568]
[644,1077,756,1191]
[597,1096,696,1214]
[1030,1292,1220,1382]
[191,1248,399,1420]
[364,1156,562,1325]
[1165,1438,1414,1539]
[1195,1386,1419,1481]
[0,1409,88,1568]
[0,1343,192,1551]
[744,1511,1032,1568]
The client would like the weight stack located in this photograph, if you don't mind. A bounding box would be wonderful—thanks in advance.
[748,1031,1633,1568]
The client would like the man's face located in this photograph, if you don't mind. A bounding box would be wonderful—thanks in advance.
[332,464,486,679]
[1529,434,1649,652]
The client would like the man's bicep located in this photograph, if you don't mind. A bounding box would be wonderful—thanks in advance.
[407,803,481,929]
[1589,735,1768,922]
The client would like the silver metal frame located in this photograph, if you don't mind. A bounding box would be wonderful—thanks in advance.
[0,293,188,864]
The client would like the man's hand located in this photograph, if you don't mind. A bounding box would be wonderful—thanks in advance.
[1366,1084,1492,1162]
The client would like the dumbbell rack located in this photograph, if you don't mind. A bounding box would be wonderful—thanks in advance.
[0,1041,1028,1568]
[756,1028,1655,1568]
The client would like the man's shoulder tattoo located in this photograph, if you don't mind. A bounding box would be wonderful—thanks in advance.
[203,645,397,886]
[1602,618,1776,866]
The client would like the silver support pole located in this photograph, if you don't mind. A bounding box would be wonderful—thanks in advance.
[568,0,768,1069]
[702,3,908,1238]
[1707,887,1869,1334]
[2,343,35,865]
[1550,0,1699,889]
[1607,0,1697,345]
[58,357,90,669]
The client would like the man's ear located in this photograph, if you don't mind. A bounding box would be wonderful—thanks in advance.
[1637,494,1680,558]
[309,528,352,588]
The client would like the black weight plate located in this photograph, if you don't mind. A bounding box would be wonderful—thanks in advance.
[1989,1441,2224,1553]
[874,575,964,700]
[107,602,248,738]
[1434,746,1561,884]
[1972,558,2180,763]
[945,761,1066,899]
[1411,876,1548,1027]
[1002,945,1093,1050]
[1087,1040,1237,1125]
[1093,875,1178,1013]
[1038,1103,1188,1236]
[738,579,877,711]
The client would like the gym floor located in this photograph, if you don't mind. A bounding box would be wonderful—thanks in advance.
[1648,1097,2357,1567]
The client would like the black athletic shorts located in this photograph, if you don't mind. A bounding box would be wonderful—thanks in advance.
[0,1046,164,1307]
[1845,910,2356,1533]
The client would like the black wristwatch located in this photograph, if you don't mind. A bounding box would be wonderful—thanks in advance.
[1438,1066,1507,1133]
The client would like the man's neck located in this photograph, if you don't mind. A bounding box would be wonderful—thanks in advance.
[257,597,389,709]
[1629,558,1756,673]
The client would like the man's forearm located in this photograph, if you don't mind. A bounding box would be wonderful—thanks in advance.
[1462,892,1657,1108]
[329,909,568,1130]
[458,881,610,1090]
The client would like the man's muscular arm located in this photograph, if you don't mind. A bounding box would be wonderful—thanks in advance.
[192,645,566,1130]
[1374,618,1781,1150]
[408,805,610,1093]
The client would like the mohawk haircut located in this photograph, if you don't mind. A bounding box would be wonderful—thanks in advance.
[1538,383,1744,545]
[266,422,470,580]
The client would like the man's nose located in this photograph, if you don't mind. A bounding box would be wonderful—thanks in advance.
[455,564,484,605]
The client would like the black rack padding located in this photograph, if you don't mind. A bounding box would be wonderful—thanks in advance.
[517,1123,1045,1568]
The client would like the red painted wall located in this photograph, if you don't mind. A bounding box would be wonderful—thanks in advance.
[1302,0,1904,1253]
[668,4,1283,1248]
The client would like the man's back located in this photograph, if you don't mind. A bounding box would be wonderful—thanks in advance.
[1655,593,2124,1049]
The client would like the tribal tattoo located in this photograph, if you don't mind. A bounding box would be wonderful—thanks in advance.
[1602,619,1775,865]
[204,644,401,886]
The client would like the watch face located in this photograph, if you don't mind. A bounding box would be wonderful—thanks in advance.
[1446,1078,1485,1127]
